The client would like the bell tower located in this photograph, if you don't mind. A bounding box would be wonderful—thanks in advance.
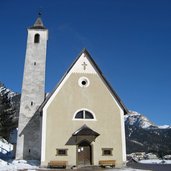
[16,16,48,159]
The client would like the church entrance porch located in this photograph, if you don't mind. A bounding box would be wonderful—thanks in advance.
[77,140,92,165]
[71,125,99,166]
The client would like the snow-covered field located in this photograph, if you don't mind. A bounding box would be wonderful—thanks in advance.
[139,159,171,164]
[0,159,39,171]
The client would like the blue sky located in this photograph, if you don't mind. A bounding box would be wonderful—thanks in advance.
[0,0,171,125]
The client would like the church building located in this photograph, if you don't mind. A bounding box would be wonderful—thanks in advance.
[16,16,128,168]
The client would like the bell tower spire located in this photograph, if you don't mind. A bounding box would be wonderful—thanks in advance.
[30,13,46,29]
[16,15,48,160]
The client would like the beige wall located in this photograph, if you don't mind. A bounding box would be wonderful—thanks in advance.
[42,73,126,168]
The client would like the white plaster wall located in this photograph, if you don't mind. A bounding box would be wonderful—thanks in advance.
[16,28,48,160]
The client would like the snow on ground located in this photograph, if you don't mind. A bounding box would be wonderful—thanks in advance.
[0,139,13,155]
[0,159,39,171]
[139,159,171,164]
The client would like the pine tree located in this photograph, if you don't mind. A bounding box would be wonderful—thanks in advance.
[0,87,16,139]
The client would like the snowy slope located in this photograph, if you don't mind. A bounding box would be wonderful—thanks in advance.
[158,125,171,129]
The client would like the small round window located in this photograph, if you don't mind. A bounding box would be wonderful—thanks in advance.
[78,77,90,87]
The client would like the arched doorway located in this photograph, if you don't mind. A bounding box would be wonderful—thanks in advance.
[77,140,92,165]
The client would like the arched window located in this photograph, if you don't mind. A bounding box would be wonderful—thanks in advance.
[34,34,40,43]
[74,110,94,119]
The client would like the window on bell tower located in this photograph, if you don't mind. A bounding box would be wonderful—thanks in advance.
[34,34,40,43]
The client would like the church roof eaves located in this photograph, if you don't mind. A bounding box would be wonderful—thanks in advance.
[39,48,128,114]
[72,124,100,136]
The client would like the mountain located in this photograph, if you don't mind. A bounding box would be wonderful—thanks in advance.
[125,111,171,129]
[125,111,155,129]
[125,111,171,157]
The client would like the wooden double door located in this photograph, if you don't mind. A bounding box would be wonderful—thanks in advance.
[77,141,92,165]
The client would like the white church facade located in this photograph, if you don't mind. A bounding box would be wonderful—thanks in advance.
[16,17,128,168]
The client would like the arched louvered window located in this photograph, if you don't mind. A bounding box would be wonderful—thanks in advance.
[34,33,40,43]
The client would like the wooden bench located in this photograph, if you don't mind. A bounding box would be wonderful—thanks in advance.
[48,160,67,168]
[99,160,116,167]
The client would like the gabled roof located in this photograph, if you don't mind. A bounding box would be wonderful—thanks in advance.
[39,48,128,114]
[72,124,100,136]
